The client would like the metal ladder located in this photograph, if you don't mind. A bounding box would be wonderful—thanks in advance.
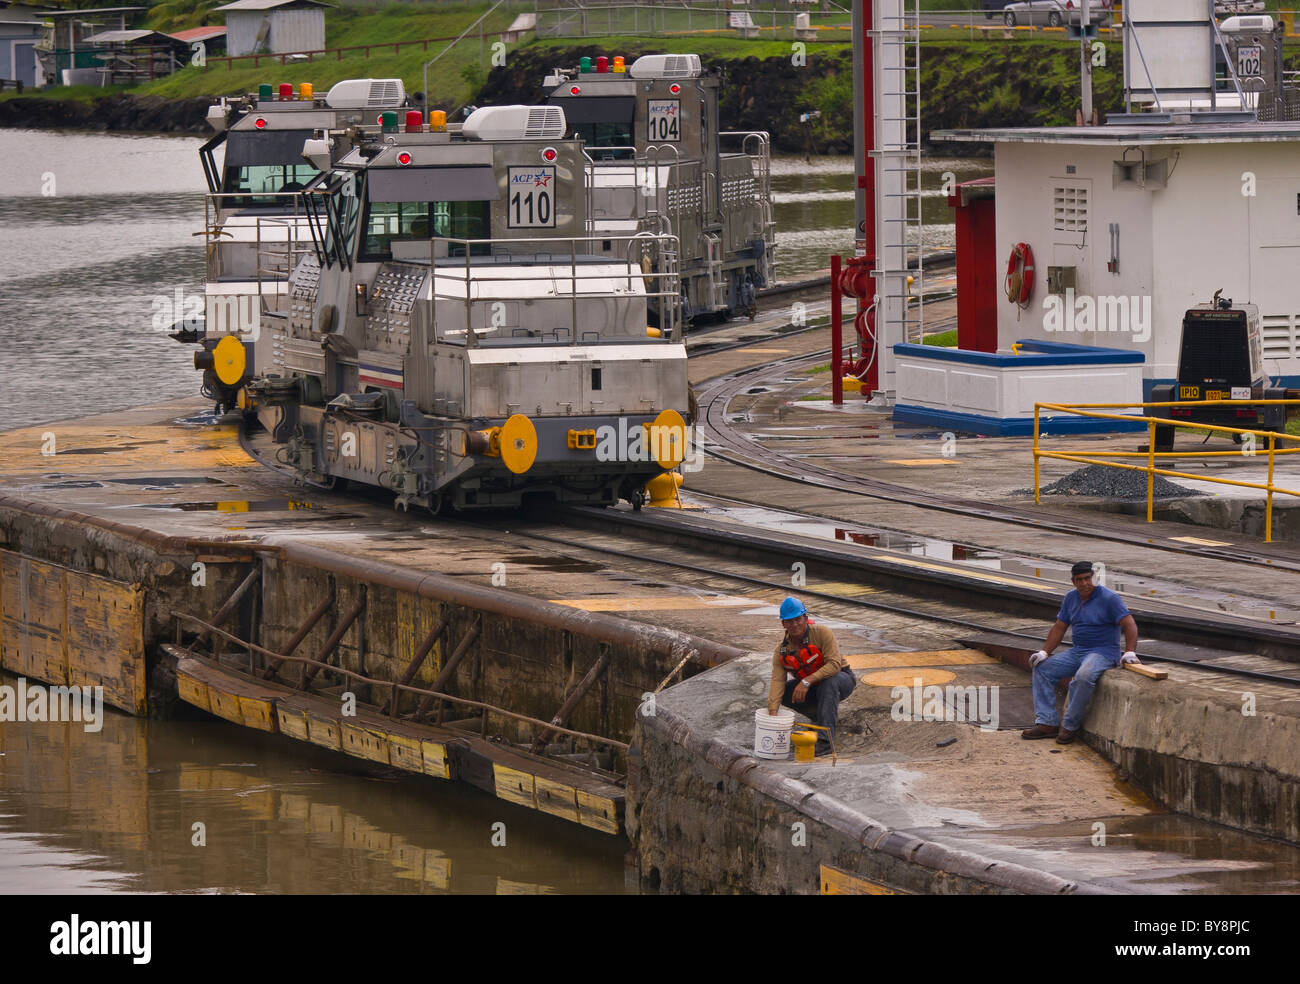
[871,0,924,347]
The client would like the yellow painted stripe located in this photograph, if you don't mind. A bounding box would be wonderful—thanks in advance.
[1170,535,1232,546]
[237,695,277,733]
[421,740,451,780]
[0,423,257,478]
[387,732,424,773]
[550,596,754,612]
[176,671,210,713]
[208,688,245,726]
[845,649,996,670]
[535,776,580,823]
[307,712,342,751]
[859,668,957,688]
[820,864,908,895]
[880,553,1048,591]
[576,790,620,835]
[341,722,390,765]
[883,458,958,466]
[276,704,309,741]
[811,581,878,596]
[493,764,537,809]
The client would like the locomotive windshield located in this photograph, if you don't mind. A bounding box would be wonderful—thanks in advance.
[220,128,320,207]
[360,165,497,260]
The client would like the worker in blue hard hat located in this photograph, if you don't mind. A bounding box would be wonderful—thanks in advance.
[768,596,857,756]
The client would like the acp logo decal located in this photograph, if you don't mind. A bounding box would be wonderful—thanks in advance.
[507,166,556,228]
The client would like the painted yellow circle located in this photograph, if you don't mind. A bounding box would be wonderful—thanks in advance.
[213,335,247,386]
[859,668,957,689]
[499,414,537,475]
[650,408,686,470]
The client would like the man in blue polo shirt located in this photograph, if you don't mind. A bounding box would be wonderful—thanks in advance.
[1021,561,1140,745]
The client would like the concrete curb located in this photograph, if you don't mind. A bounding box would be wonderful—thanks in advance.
[636,703,1112,894]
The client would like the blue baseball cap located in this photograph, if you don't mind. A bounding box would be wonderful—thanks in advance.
[779,596,807,620]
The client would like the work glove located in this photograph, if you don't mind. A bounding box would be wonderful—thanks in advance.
[1121,651,1140,665]
[1029,650,1048,670]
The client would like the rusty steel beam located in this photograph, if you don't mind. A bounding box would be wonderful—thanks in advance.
[196,565,261,649]
[263,591,335,681]
[530,645,611,754]
[272,541,745,669]
[383,614,451,716]
[416,616,482,722]
[299,593,367,690]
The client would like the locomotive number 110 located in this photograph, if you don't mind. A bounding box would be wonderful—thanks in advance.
[507,166,557,228]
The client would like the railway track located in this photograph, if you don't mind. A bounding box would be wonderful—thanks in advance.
[490,513,1300,688]
[695,348,1300,575]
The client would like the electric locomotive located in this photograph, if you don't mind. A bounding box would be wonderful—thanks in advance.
[188,79,409,412]
[543,54,776,322]
[241,104,690,512]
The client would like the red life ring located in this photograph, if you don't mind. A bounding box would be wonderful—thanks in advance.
[1005,242,1035,307]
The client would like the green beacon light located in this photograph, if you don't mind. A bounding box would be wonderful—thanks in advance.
[579,56,592,73]
[380,110,398,132]
[258,83,273,101]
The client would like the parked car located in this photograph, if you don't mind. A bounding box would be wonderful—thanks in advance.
[999,0,1112,27]
[1216,1,1265,13]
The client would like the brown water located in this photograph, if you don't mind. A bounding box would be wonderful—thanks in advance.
[0,673,630,894]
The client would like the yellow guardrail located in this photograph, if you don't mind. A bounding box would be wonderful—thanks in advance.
[1033,400,1300,542]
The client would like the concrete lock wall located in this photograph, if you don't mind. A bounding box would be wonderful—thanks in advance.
[627,707,1098,896]
[1083,670,1300,844]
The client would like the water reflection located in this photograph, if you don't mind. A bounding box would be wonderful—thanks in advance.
[0,679,630,894]
[770,154,992,279]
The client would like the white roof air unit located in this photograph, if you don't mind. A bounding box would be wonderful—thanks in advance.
[628,54,703,79]
[462,105,567,141]
[1220,15,1273,31]
[324,78,407,110]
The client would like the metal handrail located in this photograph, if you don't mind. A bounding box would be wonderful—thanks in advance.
[426,232,683,345]
[1033,399,1300,542]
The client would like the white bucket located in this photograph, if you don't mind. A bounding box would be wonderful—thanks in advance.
[754,708,795,760]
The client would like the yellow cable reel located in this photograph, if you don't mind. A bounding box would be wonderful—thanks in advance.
[212,335,246,386]
[499,414,538,474]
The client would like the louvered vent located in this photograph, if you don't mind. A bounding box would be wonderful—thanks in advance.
[367,79,402,108]
[1053,185,1089,233]
[524,106,566,138]
[1262,314,1298,360]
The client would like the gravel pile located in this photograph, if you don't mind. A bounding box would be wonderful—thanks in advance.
[1034,464,1205,500]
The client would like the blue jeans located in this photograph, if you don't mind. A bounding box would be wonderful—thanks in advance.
[783,668,857,747]
[1032,647,1120,731]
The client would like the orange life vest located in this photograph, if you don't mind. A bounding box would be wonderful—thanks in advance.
[780,635,826,680]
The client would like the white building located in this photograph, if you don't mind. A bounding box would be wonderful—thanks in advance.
[932,122,1300,393]
[215,0,327,58]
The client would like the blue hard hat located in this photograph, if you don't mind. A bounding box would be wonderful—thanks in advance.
[779,596,807,620]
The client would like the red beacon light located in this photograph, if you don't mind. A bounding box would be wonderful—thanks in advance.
[254,117,267,129]
[596,56,608,73]
[278,82,293,101]
[542,146,557,162]
[669,83,681,94]
[396,151,412,166]
[404,109,423,132]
